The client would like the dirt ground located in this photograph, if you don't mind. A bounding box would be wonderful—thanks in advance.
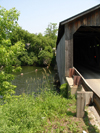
[86,106,100,131]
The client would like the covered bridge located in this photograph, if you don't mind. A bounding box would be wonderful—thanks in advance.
[56,4,100,85]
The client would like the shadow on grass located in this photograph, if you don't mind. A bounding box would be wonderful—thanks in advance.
[83,111,99,133]
[66,111,76,117]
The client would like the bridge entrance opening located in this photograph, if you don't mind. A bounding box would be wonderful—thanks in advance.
[73,26,100,71]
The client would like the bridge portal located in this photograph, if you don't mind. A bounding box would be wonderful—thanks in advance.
[74,26,100,71]
[56,4,100,84]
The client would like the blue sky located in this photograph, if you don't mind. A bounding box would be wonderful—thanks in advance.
[1,0,100,34]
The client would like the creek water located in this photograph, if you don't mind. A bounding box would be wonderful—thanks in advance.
[12,66,55,95]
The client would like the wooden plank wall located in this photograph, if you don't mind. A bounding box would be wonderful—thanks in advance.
[65,9,100,76]
[56,8,100,83]
[56,33,65,85]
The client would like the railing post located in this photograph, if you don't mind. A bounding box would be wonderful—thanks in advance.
[69,68,75,77]
[76,91,93,118]
[73,76,81,86]
[76,91,85,118]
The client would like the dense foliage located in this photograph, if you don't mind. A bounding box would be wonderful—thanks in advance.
[10,23,57,66]
[0,5,57,97]
[0,40,25,98]
[0,6,25,97]
[0,6,19,42]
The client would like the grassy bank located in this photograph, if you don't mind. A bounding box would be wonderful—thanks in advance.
[0,88,99,133]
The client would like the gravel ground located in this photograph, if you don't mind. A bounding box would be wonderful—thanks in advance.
[86,106,100,130]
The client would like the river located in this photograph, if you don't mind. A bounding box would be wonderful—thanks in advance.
[12,66,55,95]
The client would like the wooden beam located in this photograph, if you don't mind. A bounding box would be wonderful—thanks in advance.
[76,91,93,118]
[76,91,85,118]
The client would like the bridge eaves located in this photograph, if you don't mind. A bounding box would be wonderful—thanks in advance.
[57,4,100,47]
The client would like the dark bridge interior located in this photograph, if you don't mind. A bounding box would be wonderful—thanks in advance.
[73,26,100,72]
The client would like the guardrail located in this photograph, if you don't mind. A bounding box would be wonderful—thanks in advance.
[73,67,100,116]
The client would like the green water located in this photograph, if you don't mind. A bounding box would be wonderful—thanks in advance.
[12,66,55,95]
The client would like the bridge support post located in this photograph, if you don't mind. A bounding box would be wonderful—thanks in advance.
[76,91,85,118]
[76,91,93,118]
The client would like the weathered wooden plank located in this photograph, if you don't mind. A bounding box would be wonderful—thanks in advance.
[61,34,65,84]
[65,24,70,40]
[77,91,85,118]
[73,20,78,33]
[63,34,65,81]
[77,20,81,28]
[87,12,92,26]
[58,42,61,83]
[81,15,87,26]
[60,37,62,83]
[65,39,73,77]
[95,9,100,26]
[56,34,66,84]
[69,68,75,77]
[91,11,96,26]
[65,40,69,76]
[86,11,96,26]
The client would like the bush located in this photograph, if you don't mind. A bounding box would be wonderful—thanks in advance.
[38,46,53,65]
[19,51,38,65]
[60,83,68,98]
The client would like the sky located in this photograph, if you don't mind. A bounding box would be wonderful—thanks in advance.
[0,0,100,34]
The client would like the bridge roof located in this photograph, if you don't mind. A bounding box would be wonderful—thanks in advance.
[57,4,100,47]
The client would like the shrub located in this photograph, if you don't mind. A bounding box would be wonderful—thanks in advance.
[60,83,68,98]
[38,46,53,65]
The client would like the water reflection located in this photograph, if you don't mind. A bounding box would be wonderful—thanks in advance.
[12,66,55,95]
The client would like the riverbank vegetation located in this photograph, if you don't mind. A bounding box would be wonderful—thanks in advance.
[0,88,99,133]
[0,68,99,132]
[10,23,57,66]
[0,6,57,97]
[0,5,57,66]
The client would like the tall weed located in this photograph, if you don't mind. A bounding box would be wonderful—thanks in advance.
[0,90,76,133]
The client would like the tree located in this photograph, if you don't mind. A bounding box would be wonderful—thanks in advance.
[0,41,25,98]
[0,6,24,99]
[11,22,58,66]
[0,6,20,43]
[44,23,58,40]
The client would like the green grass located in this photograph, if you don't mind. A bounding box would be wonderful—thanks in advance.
[0,89,99,133]
[0,89,75,132]
[0,66,99,133]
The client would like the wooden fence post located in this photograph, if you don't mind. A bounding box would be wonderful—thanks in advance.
[69,68,75,77]
[76,91,93,118]
[73,76,81,86]
[76,91,85,118]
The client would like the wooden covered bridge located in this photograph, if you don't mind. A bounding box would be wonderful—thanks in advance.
[56,4,100,116]
[56,4,100,85]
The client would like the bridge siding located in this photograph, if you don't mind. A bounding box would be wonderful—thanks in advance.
[56,34,65,84]
[56,7,100,84]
